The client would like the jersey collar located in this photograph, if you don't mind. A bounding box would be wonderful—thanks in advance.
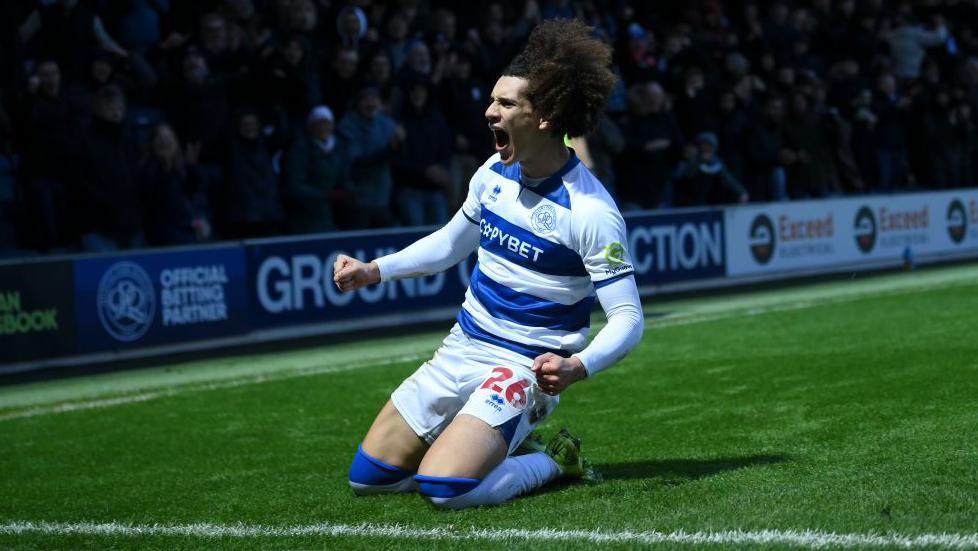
[489,148,579,209]
[522,148,579,197]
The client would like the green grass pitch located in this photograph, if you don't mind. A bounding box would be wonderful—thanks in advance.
[1,262,977,550]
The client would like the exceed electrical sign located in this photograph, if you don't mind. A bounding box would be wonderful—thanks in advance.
[727,204,840,275]
[726,191,978,276]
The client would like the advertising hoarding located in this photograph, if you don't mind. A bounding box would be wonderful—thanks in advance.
[0,260,76,363]
[73,246,248,353]
[725,191,978,276]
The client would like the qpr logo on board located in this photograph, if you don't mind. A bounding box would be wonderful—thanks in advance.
[947,199,967,244]
[530,204,557,233]
[97,261,156,342]
[748,214,775,265]
[853,206,877,254]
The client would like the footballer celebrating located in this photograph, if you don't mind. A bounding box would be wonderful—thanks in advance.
[333,19,644,509]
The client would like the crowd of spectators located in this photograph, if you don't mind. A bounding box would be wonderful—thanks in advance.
[1,0,977,256]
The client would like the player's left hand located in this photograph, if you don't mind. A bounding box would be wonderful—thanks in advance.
[531,353,588,395]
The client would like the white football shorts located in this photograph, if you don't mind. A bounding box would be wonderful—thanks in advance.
[391,323,559,455]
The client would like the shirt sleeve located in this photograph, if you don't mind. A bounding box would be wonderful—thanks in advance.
[374,208,480,282]
[574,274,644,376]
[373,165,485,281]
[460,163,485,225]
[574,199,635,288]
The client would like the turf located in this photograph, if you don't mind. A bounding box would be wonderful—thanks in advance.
[2,263,977,549]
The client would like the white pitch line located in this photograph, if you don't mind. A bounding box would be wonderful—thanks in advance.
[2,521,977,549]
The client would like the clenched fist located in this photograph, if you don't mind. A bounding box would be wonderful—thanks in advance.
[531,353,588,395]
[332,254,381,292]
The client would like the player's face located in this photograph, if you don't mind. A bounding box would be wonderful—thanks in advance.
[485,76,547,166]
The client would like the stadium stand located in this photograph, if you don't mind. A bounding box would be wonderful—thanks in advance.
[1,0,977,257]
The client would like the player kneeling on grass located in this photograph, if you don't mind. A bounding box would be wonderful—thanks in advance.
[333,20,644,510]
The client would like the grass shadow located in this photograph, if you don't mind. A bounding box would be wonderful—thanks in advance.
[524,454,790,500]
[596,454,791,484]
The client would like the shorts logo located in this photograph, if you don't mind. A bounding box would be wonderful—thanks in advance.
[603,242,626,266]
[947,199,967,244]
[530,204,557,233]
[748,214,775,264]
[97,261,156,342]
[854,206,877,254]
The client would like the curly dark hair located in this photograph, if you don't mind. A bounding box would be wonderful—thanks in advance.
[504,19,616,138]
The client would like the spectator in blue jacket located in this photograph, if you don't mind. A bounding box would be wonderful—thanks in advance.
[338,86,401,229]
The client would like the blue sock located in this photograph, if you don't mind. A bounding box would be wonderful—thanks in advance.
[416,454,561,509]
[348,445,416,495]
[415,474,481,499]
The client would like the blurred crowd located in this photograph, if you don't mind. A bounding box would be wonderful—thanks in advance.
[1,0,978,255]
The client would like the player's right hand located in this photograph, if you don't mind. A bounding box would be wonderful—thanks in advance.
[332,254,381,292]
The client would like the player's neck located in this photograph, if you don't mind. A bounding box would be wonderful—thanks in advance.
[520,140,570,180]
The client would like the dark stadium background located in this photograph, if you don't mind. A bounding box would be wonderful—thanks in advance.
[2,2,978,547]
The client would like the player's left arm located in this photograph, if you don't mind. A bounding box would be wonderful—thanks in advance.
[532,200,644,394]
[532,276,643,394]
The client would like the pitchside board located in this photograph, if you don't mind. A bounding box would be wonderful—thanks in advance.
[2,189,976,372]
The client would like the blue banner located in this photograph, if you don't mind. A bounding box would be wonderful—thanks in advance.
[2,207,728,368]
[247,231,475,328]
[247,211,726,331]
[625,210,727,285]
[73,246,248,353]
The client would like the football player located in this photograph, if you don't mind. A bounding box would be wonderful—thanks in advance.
[334,19,644,509]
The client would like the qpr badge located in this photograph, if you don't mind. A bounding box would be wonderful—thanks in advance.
[97,261,156,342]
[530,204,557,234]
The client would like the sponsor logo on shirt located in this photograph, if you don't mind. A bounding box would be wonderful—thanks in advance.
[602,242,633,275]
[604,242,626,265]
[480,219,545,261]
[604,264,633,276]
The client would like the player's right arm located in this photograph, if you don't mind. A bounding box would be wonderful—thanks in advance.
[333,208,481,292]
[333,157,494,292]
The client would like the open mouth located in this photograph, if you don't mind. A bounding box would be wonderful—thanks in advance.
[491,127,510,153]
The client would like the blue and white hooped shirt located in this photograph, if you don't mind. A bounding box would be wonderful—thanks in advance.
[457,150,635,359]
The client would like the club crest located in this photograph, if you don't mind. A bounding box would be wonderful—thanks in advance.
[530,205,557,233]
